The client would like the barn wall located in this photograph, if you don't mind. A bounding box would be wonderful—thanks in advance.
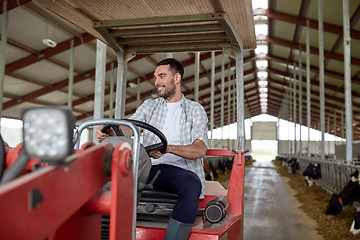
[335,143,360,160]
[278,140,335,157]
[209,139,251,151]
[252,122,277,140]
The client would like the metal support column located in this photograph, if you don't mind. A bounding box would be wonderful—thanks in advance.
[115,53,128,119]
[194,52,200,102]
[306,20,311,158]
[334,112,337,142]
[334,112,337,159]
[277,118,280,154]
[343,0,353,163]
[210,51,215,148]
[298,46,303,156]
[233,73,236,149]
[289,79,292,155]
[235,49,245,150]
[0,0,8,127]
[68,39,74,110]
[285,82,291,154]
[136,77,141,107]
[109,62,115,118]
[93,39,107,141]
[227,64,231,149]
[341,107,344,138]
[319,0,326,160]
[293,62,297,155]
[327,117,330,155]
[220,54,225,148]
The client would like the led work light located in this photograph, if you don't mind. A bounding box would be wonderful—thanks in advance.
[22,106,75,162]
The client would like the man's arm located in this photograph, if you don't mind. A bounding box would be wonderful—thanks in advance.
[95,125,133,142]
[150,139,207,160]
[95,100,152,142]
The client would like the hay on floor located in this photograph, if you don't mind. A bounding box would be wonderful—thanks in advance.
[273,160,360,240]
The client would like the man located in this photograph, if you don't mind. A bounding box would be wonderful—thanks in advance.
[96,58,208,240]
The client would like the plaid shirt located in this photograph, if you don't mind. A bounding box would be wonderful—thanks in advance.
[130,95,208,198]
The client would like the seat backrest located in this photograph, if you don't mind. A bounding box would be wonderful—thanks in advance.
[102,136,152,204]
[140,190,178,204]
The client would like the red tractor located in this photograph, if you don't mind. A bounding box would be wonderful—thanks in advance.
[0,106,245,239]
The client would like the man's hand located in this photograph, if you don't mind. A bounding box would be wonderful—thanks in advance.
[149,149,165,159]
[95,125,115,143]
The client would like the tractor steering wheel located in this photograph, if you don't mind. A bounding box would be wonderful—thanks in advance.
[101,119,167,155]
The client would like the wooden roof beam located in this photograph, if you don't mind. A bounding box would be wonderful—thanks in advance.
[5,32,94,74]
[268,84,360,125]
[284,0,311,79]
[267,67,360,104]
[3,54,149,110]
[267,54,360,84]
[0,0,32,13]
[265,9,360,40]
[266,36,360,67]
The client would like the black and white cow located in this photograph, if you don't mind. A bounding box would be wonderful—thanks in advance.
[350,211,360,235]
[288,158,299,174]
[275,156,288,166]
[302,163,321,187]
[275,156,299,173]
[326,170,360,216]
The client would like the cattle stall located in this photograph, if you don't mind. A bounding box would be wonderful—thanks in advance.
[283,155,360,195]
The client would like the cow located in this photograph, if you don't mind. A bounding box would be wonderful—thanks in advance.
[204,156,233,180]
[203,158,213,181]
[245,155,254,165]
[288,158,299,174]
[326,170,360,216]
[302,163,321,187]
[350,212,360,235]
[275,156,288,166]
[275,156,299,173]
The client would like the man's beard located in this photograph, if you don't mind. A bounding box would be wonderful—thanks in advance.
[157,82,176,99]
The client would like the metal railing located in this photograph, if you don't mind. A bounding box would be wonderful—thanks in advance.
[281,155,360,194]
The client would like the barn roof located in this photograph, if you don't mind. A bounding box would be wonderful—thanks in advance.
[1,0,360,140]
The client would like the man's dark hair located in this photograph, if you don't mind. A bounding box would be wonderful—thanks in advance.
[157,58,184,80]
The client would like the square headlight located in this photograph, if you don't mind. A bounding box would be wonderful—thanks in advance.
[22,106,75,162]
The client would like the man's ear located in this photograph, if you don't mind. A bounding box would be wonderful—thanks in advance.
[174,73,181,84]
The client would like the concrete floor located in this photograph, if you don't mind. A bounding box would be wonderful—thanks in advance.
[243,158,324,240]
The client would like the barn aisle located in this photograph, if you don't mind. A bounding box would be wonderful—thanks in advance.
[242,158,323,240]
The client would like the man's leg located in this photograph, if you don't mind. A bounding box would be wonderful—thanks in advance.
[149,164,201,239]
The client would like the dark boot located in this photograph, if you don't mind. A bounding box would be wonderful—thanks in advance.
[163,217,193,240]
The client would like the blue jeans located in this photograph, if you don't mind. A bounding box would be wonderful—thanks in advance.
[148,164,201,224]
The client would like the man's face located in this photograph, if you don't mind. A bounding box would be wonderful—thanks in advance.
[154,64,178,99]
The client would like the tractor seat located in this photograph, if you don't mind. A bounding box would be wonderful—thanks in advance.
[140,190,178,203]
[137,190,178,222]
